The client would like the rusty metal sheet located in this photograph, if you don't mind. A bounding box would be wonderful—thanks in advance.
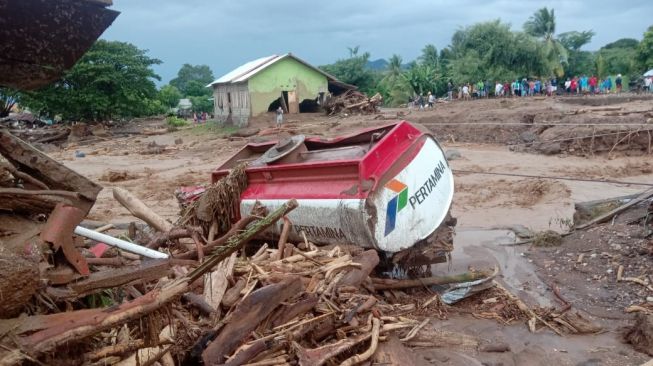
[40,203,89,275]
[0,0,119,90]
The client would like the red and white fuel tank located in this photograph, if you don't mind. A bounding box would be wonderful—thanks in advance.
[212,121,454,254]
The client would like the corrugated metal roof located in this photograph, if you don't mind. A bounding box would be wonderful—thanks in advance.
[207,53,340,87]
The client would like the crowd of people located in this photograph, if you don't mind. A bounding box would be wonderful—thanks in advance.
[407,74,642,109]
[457,74,625,100]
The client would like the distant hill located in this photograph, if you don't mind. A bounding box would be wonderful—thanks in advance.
[366,58,411,71]
[366,59,389,71]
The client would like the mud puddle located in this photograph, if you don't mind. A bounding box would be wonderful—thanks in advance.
[429,227,647,365]
[433,227,553,307]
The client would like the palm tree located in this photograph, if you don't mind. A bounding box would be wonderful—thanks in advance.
[524,7,568,76]
[419,44,439,68]
[381,55,411,106]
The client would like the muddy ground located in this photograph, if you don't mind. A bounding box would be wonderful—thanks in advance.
[45,94,653,365]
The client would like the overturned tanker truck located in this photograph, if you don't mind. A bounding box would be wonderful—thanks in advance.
[213,121,456,268]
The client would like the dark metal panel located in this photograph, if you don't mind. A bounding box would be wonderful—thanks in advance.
[0,0,119,90]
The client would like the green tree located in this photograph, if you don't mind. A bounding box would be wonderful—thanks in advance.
[22,40,163,120]
[380,55,411,106]
[636,25,653,72]
[446,20,546,84]
[405,63,439,96]
[189,95,213,113]
[558,30,595,77]
[595,53,607,79]
[320,50,376,93]
[184,80,212,97]
[558,31,595,51]
[170,64,214,95]
[603,38,639,49]
[157,85,182,109]
[419,44,439,68]
[523,7,568,76]
[597,36,639,77]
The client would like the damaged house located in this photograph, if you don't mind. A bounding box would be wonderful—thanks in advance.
[207,53,355,126]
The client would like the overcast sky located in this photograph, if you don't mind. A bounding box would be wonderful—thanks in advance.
[101,0,652,85]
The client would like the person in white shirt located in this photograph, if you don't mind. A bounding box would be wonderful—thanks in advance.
[462,84,470,100]
[495,81,503,97]
[427,92,435,108]
[644,77,652,93]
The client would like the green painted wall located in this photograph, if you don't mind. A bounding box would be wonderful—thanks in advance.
[248,57,328,116]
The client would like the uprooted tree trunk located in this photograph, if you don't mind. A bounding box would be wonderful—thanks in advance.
[0,253,39,318]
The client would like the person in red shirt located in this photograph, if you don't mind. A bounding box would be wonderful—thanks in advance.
[570,77,578,95]
[589,75,598,95]
[503,82,510,98]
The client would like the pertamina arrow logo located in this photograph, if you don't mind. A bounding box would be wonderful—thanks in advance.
[384,179,408,236]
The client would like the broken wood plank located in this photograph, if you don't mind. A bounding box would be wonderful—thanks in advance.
[52,259,172,300]
[204,252,237,311]
[0,130,101,212]
[271,293,319,328]
[202,277,303,365]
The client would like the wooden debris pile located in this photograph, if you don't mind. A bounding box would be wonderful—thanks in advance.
[323,91,383,116]
[0,134,583,365]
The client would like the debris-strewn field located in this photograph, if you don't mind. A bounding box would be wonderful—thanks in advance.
[2,94,653,366]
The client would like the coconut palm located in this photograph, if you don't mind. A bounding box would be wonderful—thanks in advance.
[524,7,568,77]
[381,55,411,106]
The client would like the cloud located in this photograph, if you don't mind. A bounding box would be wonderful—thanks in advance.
[100,0,653,84]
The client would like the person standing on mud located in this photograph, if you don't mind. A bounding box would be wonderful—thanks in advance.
[447,80,454,100]
[275,106,284,127]
[427,92,435,108]
[616,74,623,94]
[462,84,470,100]
[589,75,598,95]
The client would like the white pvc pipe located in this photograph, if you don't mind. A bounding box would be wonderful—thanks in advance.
[74,226,169,259]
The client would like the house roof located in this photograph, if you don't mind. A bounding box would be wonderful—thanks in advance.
[178,98,192,109]
[207,53,350,87]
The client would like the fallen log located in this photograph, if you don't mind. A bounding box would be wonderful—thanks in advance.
[337,250,379,288]
[0,129,102,212]
[0,253,39,318]
[201,277,303,365]
[576,187,653,230]
[371,271,488,290]
[113,187,173,232]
